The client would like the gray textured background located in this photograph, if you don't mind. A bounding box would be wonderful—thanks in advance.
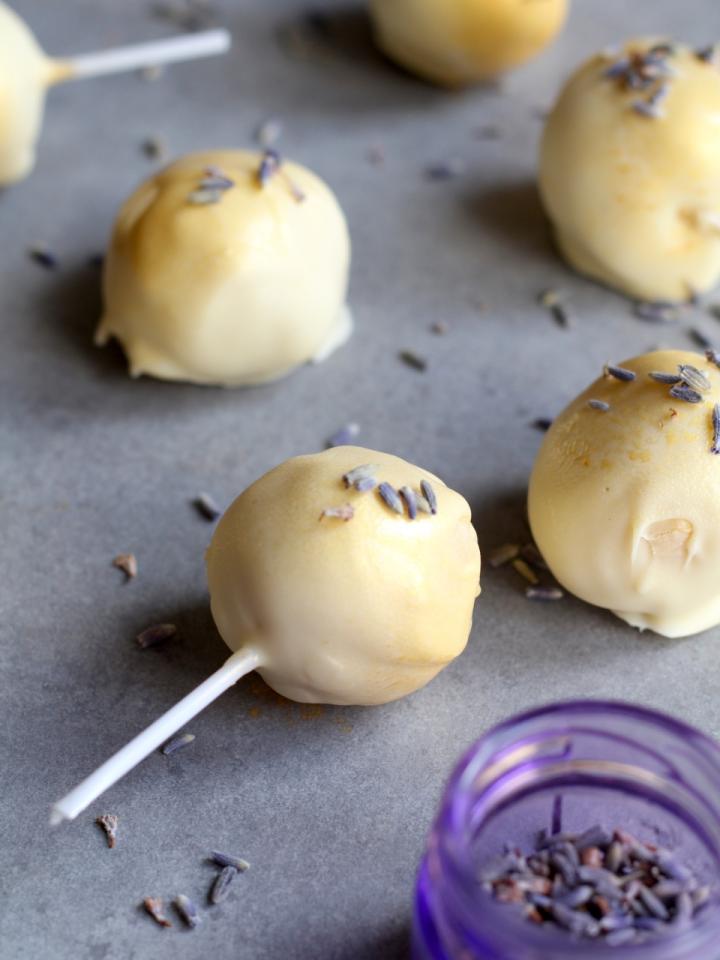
[2,2,720,958]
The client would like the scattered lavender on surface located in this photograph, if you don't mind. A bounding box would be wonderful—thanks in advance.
[142,136,166,161]
[538,289,571,328]
[326,423,360,447]
[588,399,611,412]
[415,494,433,515]
[526,586,564,601]
[136,623,177,649]
[161,733,195,756]
[512,558,539,586]
[425,158,466,180]
[689,328,714,349]
[482,825,710,944]
[489,543,520,568]
[711,404,720,454]
[669,384,703,404]
[648,371,682,384]
[28,247,58,270]
[209,865,238,904]
[420,480,437,515]
[696,45,717,64]
[399,486,418,520]
[706,349,720,368]
[143,897,172,927]
[342,464,379,490]
[678,363,711,393]
[632,82,670,119]
[531,417,553,432]
[605,364,636,382]
[211,851,250,872]
[378,482,404,515]
[257,149,281,186]
[193,492,221,521]
[255,118,283,148]
[113,553,137,580]
[633,301,679,324]
[95,814,118,849]
[399,350,428,372]
[319,504,354,522]
[174,894,201,929]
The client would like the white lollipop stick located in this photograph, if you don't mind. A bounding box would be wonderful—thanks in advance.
[50,646,260,825]
[52,28,231,83]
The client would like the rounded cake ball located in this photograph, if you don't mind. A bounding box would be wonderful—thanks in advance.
[95,150,352,386]
[540,40,720,302]
[528,350,720,638]
[206,447,481,704]
[369,0,568,88]
[0,1,53,185]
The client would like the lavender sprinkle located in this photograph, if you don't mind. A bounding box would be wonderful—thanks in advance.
[354,476,378,493]
[605,364,636,382]
[28,247,58,270]
[531,417,553,432]
[706,349,720,368]
[319,504,354,522]
[136,623,177,649]
[399,350,428,372]
[258,149,281,186]
[174,894,201,929]
[669,384,703,403]
[342,464,379,489]
[420,479,438,515]
[96,814,118,848]
[326,422,359,447]
[633,301,679,324]
[588,399,610,411]
[526,586,564,601]
[209,865,237,904]
[649,371,682,384]
[425,158,466,181]
[378,482,404,515]
[211,851,250,872]
[711,404,720,455]
[678,363,711,392]
[399,486,418,519]
[193,492,221,521]
[143,897,171,928]
[161,732,195,756]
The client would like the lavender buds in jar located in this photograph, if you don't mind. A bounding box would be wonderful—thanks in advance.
[413,701,720,959]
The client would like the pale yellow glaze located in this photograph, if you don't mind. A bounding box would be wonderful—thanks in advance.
[370,0,568,88]
[540,40,720,301]
[96,150,352,386]
[206,447,481,704]
[0,2,53,185]
[529,350,720,638]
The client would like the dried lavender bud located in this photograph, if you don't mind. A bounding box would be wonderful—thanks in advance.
[531,417,553,432]
[143,897,172,927]
[326,422,359,447]
[142,136,166,160]
[378,482,404,515]
[632,82,670,119]
[633,300,679,323]
[174,894,201,928]
[649,371,682,384]
[697,45,717,63]
[28,247,58,269]
[415,494,433,515]
[399,350,427,372]
[187,187,223,205]
[425,158,466,180]
[605,364,636,382]
[526,586,564,601]
[678,363,711,392]
[95,814,118,848]
[669,384,703,403]
[488,543,520,568]
[588,399,610,411]
[538,288,571,328]
[319,504,354,522]
[211,851,250,872]
[112,553,137,580]
[342,464,379,489]
[712,404,720,455]
[513,558,539,585]
[420,480,437,514]
[258,149,281,186]
[399,486,418,519]
[193,492,221,521]
[161,732,195,756]
[706,348,720,368]
[354,476,378,493]
[209,865,238,904]
[136,623,177,649]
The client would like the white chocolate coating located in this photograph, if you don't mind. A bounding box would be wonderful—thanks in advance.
[540,41,720,302]
[370,0,567,88]
[206,447,481,704]
[96,150,352,386]
[0,2,52,185]
[529,350,720,638]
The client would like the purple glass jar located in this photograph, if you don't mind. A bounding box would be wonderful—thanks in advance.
[413,700,720,960]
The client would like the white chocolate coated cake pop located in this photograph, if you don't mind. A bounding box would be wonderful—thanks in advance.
[96,151,352,386]
[207,447,481,703]
[540,40,720,302]
[370,0,568,88]
[0,2,53,184]
[51,448,481,823]
[529,350,720,638]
